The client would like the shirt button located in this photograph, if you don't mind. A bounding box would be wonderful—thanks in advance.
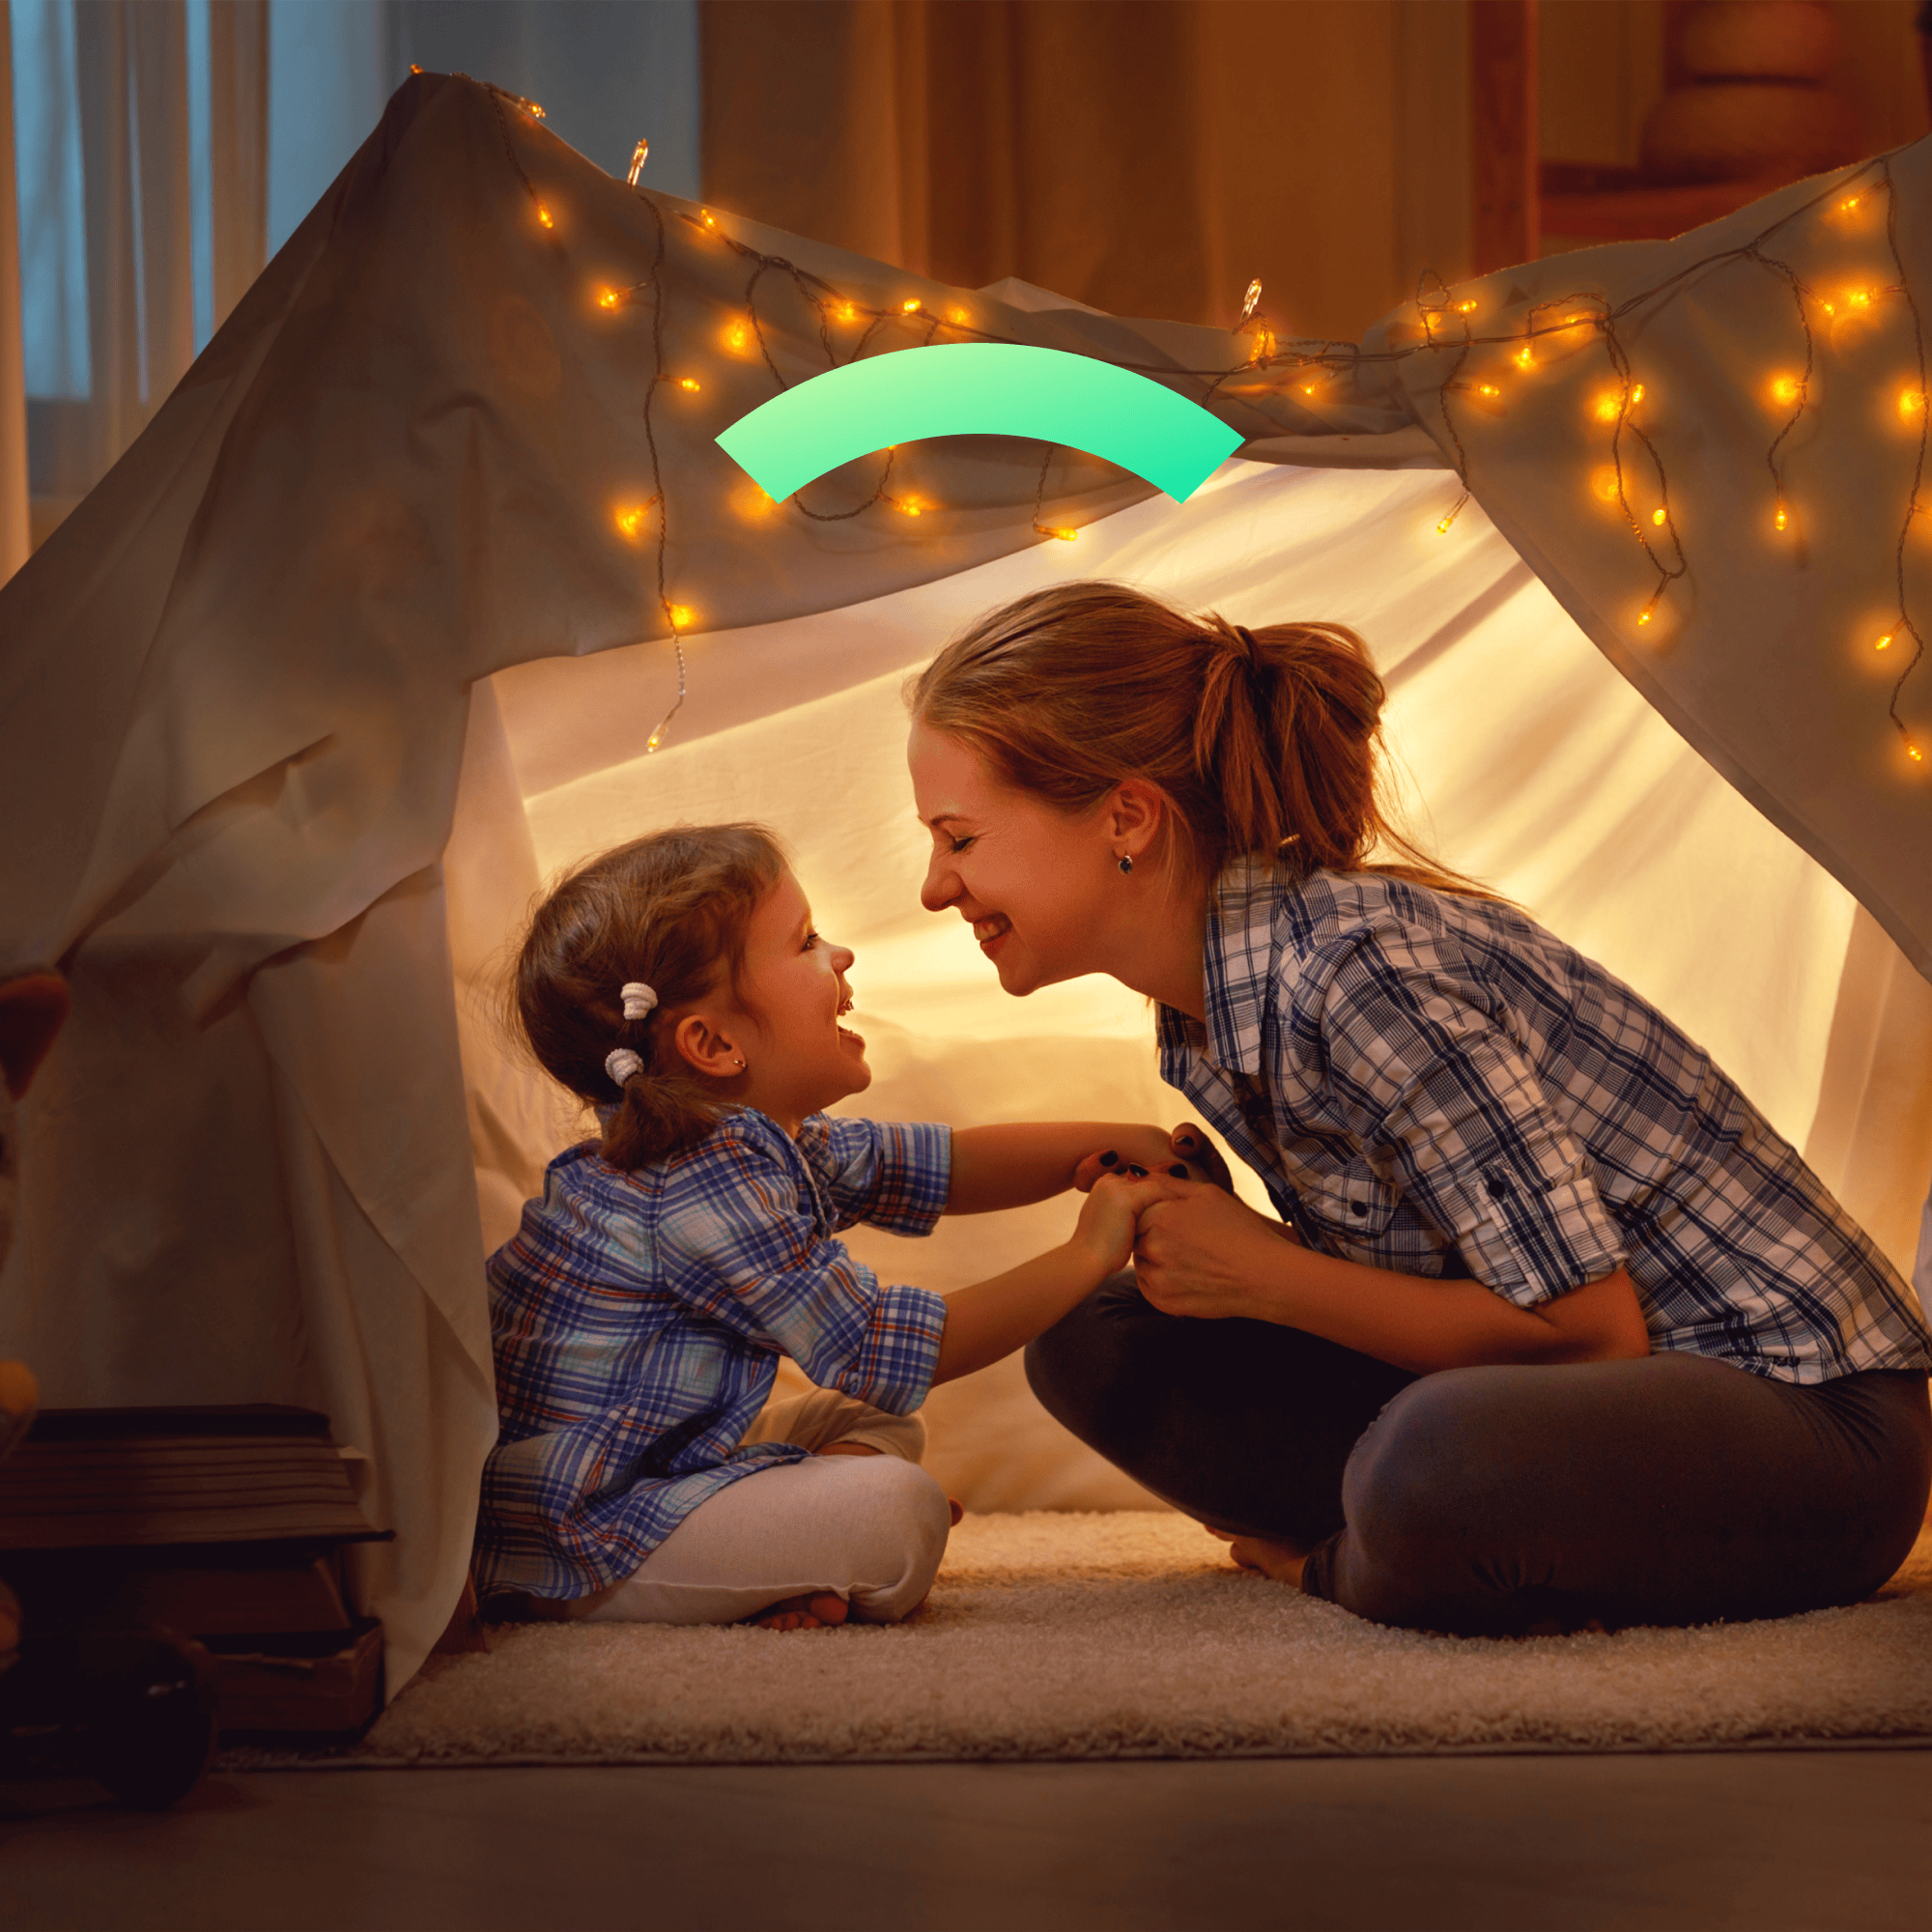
[1350,1199,1369,1217]
[1485,1172,1513,1200]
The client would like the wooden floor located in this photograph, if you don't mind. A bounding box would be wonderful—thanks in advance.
[5,1750,1931,1930]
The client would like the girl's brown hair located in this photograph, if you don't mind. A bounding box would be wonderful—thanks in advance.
[908,581,1493,898]
[511,824,787,1170]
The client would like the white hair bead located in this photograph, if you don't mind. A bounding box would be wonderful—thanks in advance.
[620,981,659,1021]
[605,1047,645,1087]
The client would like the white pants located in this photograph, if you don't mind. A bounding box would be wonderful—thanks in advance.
[577,1390,951,1626]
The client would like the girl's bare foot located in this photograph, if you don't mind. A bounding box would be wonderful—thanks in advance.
[1205,1524,1309,1589]
[751,1590,850,1632]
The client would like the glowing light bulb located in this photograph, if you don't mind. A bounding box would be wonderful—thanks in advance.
[1651,507,1667,526]
[1877,632,1895,650]
[1840,195,1861,213]
[537,204,554,229]
[1301,383,1320,397]
[901,298,923,314]
[1902,388,1925,419]
[947,306,971,326]
[1456,298,1478,313]
[1513,345,1533,370]
[1593,394,1621,423]
[725,322,750,352]
[1477,384,1500,398]
[699,210,718,229]
[1240,278,1264,324]
[525,99,546,120]
[1775,501,1789,532]
[836,300,858,323]
[899,498,923,517]
[1636,609,1653,626]
[668,604,695,629]
[597,288,620,310]
[627,138,649,186]
[1435,515,1455,535]
[1771,375,1801,406]
[1912,743,1926,763]
[1046,526,1078,542]
[1632,384,1645,404]
[677,377,701,392]
[1849,287,1873,310]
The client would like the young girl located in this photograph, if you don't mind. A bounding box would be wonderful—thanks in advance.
[475,822,1193,1632]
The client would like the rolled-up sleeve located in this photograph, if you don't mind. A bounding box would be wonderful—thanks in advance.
[657,1136,946,1413]
[1310,933,1628,1308]
[802,1116,952,1235]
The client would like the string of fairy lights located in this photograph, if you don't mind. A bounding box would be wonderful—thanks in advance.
[477,81,1929,772]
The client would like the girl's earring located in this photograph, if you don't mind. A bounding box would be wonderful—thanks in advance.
[1117,853,1134,875]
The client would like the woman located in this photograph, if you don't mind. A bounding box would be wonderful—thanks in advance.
[905,582,1932,1636]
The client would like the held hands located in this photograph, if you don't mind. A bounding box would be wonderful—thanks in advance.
[1069,1169,1188,1278]
[1070,1122,1234,1196]
[1129,1179,1304,1322]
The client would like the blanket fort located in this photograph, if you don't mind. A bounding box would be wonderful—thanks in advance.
[1,72,1928,1695]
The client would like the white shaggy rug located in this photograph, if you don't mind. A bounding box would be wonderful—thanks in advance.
[242,1513,1932,1767]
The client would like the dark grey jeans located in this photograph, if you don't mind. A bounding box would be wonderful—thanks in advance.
[1025,1272,1932,1635]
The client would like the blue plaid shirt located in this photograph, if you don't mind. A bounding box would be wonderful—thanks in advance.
[1160,858,1932,1384]
[476,1110,952,1600]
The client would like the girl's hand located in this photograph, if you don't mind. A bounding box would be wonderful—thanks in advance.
[1131,1180,1303,1321]
[1070,1170,1186,1278]
[1071,1122,1228,1194]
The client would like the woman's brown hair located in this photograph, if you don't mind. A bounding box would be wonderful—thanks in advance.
[511,824,787,1170]
[908,581,1493,899]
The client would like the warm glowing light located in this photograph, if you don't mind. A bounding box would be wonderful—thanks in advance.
[1848,287,1873,310]
[537,204,554,229]
[1513,345,1533,370]
[1770,375,1801,406]
[677,377,701,392]
[1636,609,1653,626]
[836,300,859,323]
[725,322,751,352]
[597,288,620,310]
[1240,278,1264,324]
[1435,515,1454,535]
[1477,383,1500,398]
[1911,739,1926,763]
[1775,501,1789,532]
[1045,526,1078,542]
[1593,394,1621,423]
[899,498,923,517]
[699,210,718,229]
[410,63,422,74]
[1456,298,1478,313]
[1631,384,1645,404]
[1840,195,1861,213]
[1590,465,1622,503]
[901,298,923,314]
[1300,383,1320,396]
[1877,632,1895,650]
[1651,507,1667,526]
[668,604,696,629]
[1822,300,1837,317]
[1901,388,1926,419]
[614,505,649,539]
[627,138,649,186]
[525,99,546,120]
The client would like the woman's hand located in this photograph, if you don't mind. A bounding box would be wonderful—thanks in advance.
[1070,1122,1231,1194]
[1130,1179,1302,1321]
[1070,1170,1188,1278]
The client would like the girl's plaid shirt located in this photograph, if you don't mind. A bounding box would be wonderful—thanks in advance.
[477,1110,951,1601]
[1161,858,1932,1386]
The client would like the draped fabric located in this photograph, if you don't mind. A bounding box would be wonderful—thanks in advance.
[0,73,1928,1692]
[1,0,30,576]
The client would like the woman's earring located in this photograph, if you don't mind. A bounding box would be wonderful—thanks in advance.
[734,1056,746,1070]
[1117,853,1134,875]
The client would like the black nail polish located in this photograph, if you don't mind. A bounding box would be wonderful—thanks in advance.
[1177,1135,1197,1150]
[1168,1164,1188,1178]
[1098,1151,1118,1167]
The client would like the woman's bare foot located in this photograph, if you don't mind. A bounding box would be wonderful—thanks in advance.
[750,1591,850,1632]
[1205,1524,1309,1589]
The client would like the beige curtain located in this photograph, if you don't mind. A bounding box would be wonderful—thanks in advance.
[0,0,29,579]
[701,0,1472,342]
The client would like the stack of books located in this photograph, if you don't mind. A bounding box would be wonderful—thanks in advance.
[0,1405,389,1739]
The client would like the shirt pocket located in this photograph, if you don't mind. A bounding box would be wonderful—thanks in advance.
[1300,1162,1403,1263]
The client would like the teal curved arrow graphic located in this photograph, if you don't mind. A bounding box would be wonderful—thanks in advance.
[715,343,1242,504]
